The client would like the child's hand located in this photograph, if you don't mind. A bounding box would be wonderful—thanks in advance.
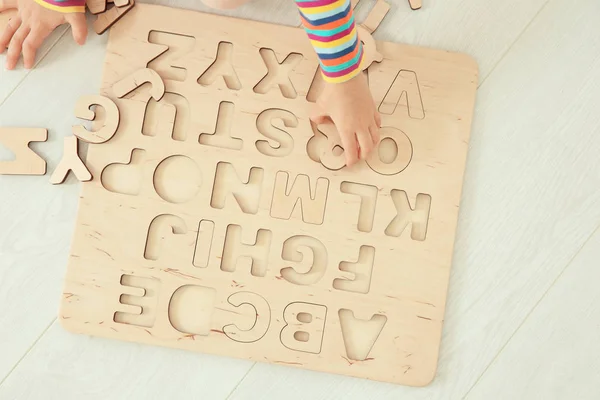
[0,0,87,70]
[311,72,381,167]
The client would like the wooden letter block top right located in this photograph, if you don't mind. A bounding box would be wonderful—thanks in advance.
[60,4,478,387]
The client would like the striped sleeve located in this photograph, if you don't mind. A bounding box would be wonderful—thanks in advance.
[296,0,364,84]
[34,0,85,13]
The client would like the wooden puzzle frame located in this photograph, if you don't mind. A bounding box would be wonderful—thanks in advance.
[60,3,478,386]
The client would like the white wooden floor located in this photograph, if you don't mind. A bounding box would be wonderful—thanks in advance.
[1,0,599,398]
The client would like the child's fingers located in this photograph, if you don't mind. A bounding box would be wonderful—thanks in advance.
[375,111,381,127]
[310,114,330,125]
[369,123,380,144]
[65,13,87,45]
[6,24,30,69]
[23,27,50,69]
[339,131,359,166]
[357,130,373,160]
[0,14,20,52]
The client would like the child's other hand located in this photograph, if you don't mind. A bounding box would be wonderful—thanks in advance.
[311,72,381,167]
[0,0,87,70]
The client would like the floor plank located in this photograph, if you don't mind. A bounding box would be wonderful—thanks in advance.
[0,30,108,382]
[0,25,68,105]
[225,0,600,397]
[0,0,590,397]
[0,321,253,400]
[466,227,600,400]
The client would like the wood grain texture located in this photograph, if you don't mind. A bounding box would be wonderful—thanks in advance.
[0,128,47,175]
[72,95,120,144]
[466,228,600,400]
[86,0,107,14]
[225,0,600,397]
[49,136,92,184]
[2,0,599,398]
[60,3,477,386]
[93,0,135,35]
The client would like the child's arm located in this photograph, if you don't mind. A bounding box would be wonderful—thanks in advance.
[296,0,381,165]
[0,0,87,70]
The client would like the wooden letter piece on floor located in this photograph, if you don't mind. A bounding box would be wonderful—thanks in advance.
[408,0,422,10]
[362,0,390,34]
[86,0,106,14]
[0,128,47,175]
[93,0,135,35]
[50,136,92,184]
[72,95,120,144]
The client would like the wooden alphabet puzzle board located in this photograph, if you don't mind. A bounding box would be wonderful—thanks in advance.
[60,3,478,386]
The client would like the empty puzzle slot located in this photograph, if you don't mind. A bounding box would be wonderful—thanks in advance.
[253,48,303,99]
[101,148,146,196]
[197,41,242,90]
[340,182,378,233]
[305,122,327,164]
[378,70,425,119]
[223,292,271,343]
[193,220,215,268]
[147,31,196,82]
[338,309,387,361]
[168,285,217,336]
[211,162,263,214]
[385,191,432,241]
[220,224,272,277]
[333,246,375,294]
[306,67,324,103]
[255,109,297,157]
[114,274,160,328]
[280,235,328,286]
[153,155,202,203]
[142,93,190,141]
[113,68,165,102]
[199,101,243,150]
[270,172,329,225]
[306,122,347,171]
[144,214,188,261]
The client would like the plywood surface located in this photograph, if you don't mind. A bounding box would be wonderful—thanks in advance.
[0,127,47,175]
[59,3,478,386]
